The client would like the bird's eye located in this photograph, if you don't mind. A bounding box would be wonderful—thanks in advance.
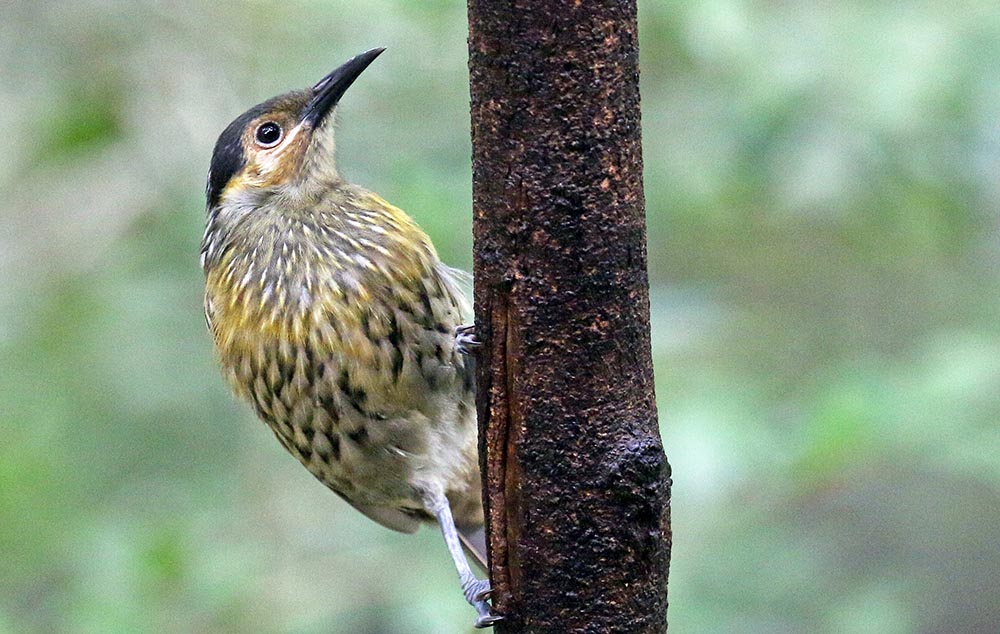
[254,122,282,147]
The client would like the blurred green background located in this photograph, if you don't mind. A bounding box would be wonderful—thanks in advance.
[2,1,999,633]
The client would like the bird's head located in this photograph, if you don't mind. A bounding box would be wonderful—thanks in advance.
[206,47,384,210]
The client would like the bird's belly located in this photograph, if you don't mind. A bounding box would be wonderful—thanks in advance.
[217,315,475,512]
[231,344,423,501]
[206,264,478,514]
[272,400,426,506]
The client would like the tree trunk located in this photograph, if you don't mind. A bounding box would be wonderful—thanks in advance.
[467,1,672,632]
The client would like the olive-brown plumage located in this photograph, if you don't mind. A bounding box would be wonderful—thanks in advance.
[201,49,498,627]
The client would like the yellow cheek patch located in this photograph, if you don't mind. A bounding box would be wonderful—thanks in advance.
[218,173,251,203]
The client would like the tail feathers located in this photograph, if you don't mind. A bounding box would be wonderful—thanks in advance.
[458,525,489,571]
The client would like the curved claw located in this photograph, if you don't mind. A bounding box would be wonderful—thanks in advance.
[473,586,494,602]
[462,578,492,604]
[462,578,501,628]
[455,324,482,355]
[474,613,505,629]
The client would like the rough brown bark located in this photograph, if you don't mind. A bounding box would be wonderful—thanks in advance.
[467,1,671,632]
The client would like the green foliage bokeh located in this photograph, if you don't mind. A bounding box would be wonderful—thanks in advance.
[1,1,999,633]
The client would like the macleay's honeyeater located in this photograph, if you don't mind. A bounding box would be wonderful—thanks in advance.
[200,48,499,628]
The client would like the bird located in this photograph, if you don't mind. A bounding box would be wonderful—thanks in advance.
[199,48,500,628]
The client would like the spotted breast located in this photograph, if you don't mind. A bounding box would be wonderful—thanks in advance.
[203,186,482,531]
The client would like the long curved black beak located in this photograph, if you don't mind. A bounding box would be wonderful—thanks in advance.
[303,47,385,126]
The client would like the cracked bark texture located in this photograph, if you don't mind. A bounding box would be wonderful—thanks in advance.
[467,1,672,632]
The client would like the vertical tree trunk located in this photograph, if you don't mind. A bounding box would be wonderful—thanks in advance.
[467,1,671,632]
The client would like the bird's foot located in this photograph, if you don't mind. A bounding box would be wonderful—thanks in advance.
[463,578,492,604]
[474,613,504,629]
[455,324,481,355]
[463,578,503,629]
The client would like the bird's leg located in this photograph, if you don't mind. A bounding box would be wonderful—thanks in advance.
[455,324,481,355]
[425,490,503,628]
